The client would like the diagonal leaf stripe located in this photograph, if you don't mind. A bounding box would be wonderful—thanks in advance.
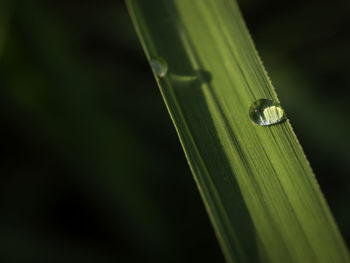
[126,0,350,262]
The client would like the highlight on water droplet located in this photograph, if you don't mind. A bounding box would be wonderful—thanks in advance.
[249,99,286,126]
[150,57,168,77]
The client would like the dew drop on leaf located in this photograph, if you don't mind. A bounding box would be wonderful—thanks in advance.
[249,99,286,126]
[150,57,168,77]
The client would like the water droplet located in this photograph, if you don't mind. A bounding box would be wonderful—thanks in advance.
[150,57,168,77]
[249,99,286,126]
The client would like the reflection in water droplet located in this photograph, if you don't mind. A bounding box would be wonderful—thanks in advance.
[249,99,286,126]
[150,57,168,77]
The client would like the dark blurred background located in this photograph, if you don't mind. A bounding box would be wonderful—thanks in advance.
[0,0,349,262]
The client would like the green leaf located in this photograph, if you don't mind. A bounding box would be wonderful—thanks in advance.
[126,0,350,262]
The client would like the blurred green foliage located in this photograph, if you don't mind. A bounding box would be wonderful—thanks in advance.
[0,0,349,262]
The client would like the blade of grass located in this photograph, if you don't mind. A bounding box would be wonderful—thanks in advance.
[126,0,350,262]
